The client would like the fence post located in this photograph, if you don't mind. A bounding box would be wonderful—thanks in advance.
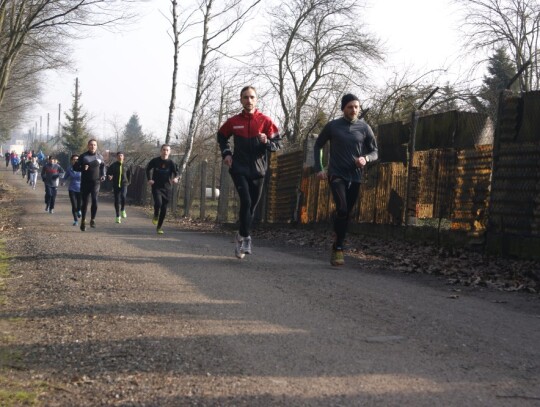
[403,87,439,232]
[217,163,231,222]
[200,160,207,220]
[184,165,192,217]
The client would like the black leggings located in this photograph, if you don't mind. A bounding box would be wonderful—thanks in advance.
[44,185,58,209]
[81,182,100,221]
[231,174,264,238]
[113,186,127,217]
[329,176,360,248]
[152,187,170,229]
[69,190,81,221]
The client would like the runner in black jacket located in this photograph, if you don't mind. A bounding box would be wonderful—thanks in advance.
[107,151,131,223]
[146,144,179,234]
[74,139,106,231]
[314,93,378,266]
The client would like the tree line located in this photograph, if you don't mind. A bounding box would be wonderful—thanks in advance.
[0,0,538,171]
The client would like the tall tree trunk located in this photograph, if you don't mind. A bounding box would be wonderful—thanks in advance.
[165,0,179,144]
[177,0,212,183]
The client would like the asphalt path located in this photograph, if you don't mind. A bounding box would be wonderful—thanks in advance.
[2,166,540,406]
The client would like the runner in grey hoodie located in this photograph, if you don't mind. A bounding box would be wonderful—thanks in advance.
[41,156,65,214]
[313,93,378,266]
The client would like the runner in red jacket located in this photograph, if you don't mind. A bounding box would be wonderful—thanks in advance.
[217,86,281,259]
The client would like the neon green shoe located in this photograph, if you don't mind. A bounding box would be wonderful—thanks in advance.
[330,245,345,266]
[115,216,121,224]
[121,210,127,218]
[152,216,158,225]
[157,228,164,235]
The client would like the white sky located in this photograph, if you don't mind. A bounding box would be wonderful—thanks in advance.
[23,0,469,143]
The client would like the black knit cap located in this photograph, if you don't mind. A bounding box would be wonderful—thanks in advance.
[341,93,360,110]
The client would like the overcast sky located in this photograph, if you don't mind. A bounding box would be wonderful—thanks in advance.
[24,0,467,143]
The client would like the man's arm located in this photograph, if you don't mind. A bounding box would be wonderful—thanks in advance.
[313,123,331,173]
[73,155,83,172]
[217,120,232,159]
[363,125,378,163]
[145,159,154,181]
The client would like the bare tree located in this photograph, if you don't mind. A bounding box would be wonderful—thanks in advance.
[0,0,133,110]
[258,0,382,145]
[107,114,124,152]
[174,0,261,183]
[456,0,540,91]
[164,0,180,145]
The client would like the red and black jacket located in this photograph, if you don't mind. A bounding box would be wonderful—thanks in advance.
[217,109,281,179]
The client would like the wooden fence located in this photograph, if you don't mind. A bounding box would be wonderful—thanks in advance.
[263,91,540,257]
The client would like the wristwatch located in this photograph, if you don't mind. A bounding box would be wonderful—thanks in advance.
[364,156,369,163]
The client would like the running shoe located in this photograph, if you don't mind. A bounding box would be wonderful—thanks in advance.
[77,210,82,218]
[330,245,345,266]
[235,233,245,259]
[90,219,96,228]
[45,206,49,212]
[80,221,86,231]
[241,235,252,255]
[121,210,127,218]
[115,216,121,224]
[73,221,78,226]
[49,209,54,214]
[157,228,164,235]
[152,216,158,225]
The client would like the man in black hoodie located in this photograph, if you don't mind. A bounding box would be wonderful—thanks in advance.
[74,139,106,231]
[107,151,131,223]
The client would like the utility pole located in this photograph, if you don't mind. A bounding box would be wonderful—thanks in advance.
[57,103,61,139]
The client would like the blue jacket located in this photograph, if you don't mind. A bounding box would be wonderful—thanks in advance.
[63,167,81,192]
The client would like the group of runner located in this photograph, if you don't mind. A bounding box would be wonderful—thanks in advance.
[5,87,378,265]
[217,87,378,265]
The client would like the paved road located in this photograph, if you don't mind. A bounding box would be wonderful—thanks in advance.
[2,167,540,406]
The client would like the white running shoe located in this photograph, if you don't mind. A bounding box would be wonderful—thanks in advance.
[235,234,245,259]
[241,236,252,255]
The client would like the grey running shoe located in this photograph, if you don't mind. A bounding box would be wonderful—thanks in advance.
[235,234,245,259]
[90,219,96,228]
[241,236,252,255]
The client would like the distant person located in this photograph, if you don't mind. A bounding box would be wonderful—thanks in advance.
[41,155,65,214]
[146,144,179,234]
[20,154,27,180]
[11,153,20,174]
[36,150,46,166]
[74,139,106,231]
[107,151,131,223]
[217,85,281,259]
[26,156,40,189]
[4,151,10,168]
[313,93,378,266]
[62,154,82,226]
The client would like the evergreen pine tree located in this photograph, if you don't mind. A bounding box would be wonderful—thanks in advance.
[62,78,91,154]
[471,48,517,117]
[122,113,146,151]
